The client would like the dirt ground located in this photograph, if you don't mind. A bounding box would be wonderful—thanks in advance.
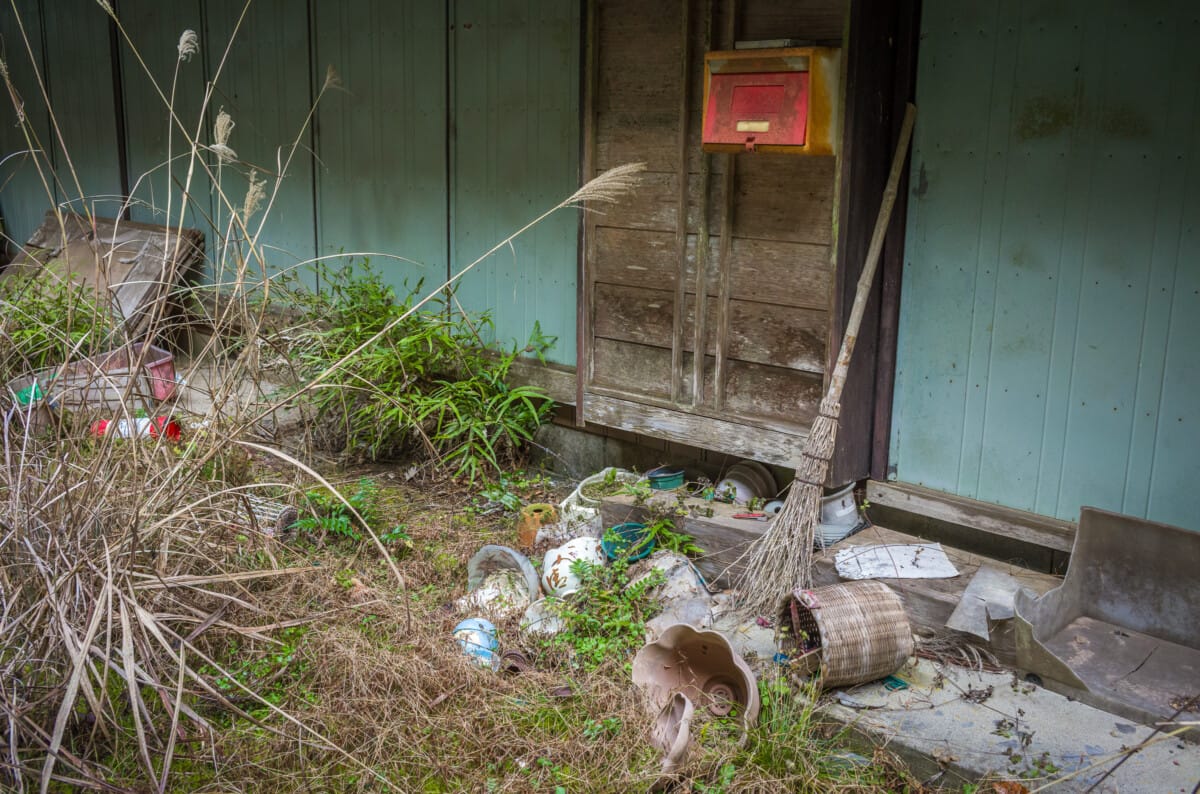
[142,456,925,793]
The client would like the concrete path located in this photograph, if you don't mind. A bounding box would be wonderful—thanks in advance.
[824,659,1199,792]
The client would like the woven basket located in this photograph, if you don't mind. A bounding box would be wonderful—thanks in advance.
[779,581,913,688]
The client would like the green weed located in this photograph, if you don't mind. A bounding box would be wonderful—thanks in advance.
[279,260,554,481]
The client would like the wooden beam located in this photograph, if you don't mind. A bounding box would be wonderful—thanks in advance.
[870,0,921,480]
[583,392,807,467]
[576,0,600,425]
[670,0,692,403]
[507,357,577,405]
[866,480,1077,554]
[691,0,714,406]
[711,0,738,411]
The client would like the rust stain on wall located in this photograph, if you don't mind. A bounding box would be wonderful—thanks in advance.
[1015,95,1076,140]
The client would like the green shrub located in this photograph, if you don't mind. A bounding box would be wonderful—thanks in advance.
[280,260,554,481]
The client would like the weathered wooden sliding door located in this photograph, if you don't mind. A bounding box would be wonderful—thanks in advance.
[580,0,844,467]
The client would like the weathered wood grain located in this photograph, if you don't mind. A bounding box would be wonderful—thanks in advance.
[596,0,683,112]
[590,338,822,426]
[865,481,1077,554]
[734,155,837,245]
[593,282,827,373]
[739,0,848,42]
[592,227,832,310]
[584,396,808,469]
[595,171,722,234]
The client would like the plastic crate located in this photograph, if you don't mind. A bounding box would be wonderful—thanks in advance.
[34,342,177,412]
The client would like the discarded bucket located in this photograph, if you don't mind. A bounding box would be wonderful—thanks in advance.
[453,618,498,667]
[778,581,913,688]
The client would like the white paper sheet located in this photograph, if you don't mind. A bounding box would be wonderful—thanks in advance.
[834,543,959,580]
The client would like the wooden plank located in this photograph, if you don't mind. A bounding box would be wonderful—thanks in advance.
[870,0,921,481]
[690,0,715,406]
[827,0,909,486]
[739,0,847,43]
[593,227,831,310]
[507,357,576,405]
[866,480,1077,554]
[713,155,736,409]
[811,523,1062,666]
[593,282,827,373]
[579,0,600,422]
[595,109,724,175]
[670,0,692,402]
[584,396,807,468]
[594,171,721,234]
[591,338,821,426]
[595,0,682,113]
[733,155,837,246]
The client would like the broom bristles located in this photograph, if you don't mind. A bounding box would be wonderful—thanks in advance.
[734,398,841,615]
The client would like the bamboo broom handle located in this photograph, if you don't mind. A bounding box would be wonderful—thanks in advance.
[825,103,916,404]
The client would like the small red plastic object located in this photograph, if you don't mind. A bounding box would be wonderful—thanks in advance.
[90,416,182,442]
[732,512,769,521]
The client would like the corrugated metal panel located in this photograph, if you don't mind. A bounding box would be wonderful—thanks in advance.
[41,0,123,217]
[893,0,1200,529]
[311,0,447,293]
[0,0,52,248]
[117,0,214,267]
[204,0,316,283]
[452,0,580,365]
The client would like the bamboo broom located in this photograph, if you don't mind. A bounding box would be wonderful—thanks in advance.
[736,103,917,615]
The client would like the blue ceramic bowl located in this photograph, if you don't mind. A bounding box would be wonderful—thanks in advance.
[602,522,655,561]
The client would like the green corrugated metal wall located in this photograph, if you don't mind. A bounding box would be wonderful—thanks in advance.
[0,0,580,364]
[453,0,580,359]
[892,0,1200,529]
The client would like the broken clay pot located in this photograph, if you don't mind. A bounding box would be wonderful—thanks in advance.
[516,503,557,550]
[632,624,760,730]
[651,692,695,774]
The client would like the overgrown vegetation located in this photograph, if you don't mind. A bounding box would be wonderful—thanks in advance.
[0,270,118,384]
[277,260,554,480]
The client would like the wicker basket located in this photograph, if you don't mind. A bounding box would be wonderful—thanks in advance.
[779,581,913,688]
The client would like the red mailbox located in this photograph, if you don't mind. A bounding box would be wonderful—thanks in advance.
[702,47,840,156]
